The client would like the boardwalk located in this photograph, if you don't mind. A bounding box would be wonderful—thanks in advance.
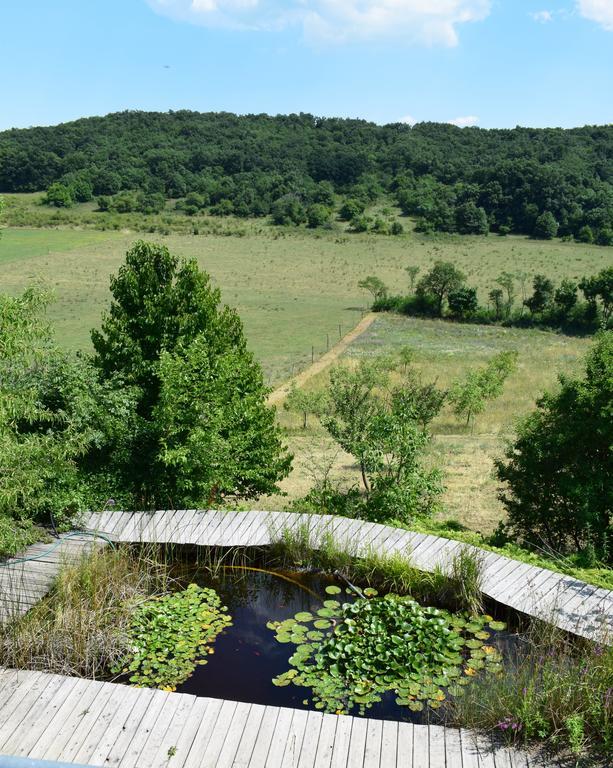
[82,509,613,644]
[0,534,102,624]
[0,667,540,767]
[0,509,607,766]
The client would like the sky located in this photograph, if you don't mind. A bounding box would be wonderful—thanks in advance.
[1,0,612,131]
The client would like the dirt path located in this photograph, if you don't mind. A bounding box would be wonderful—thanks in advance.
[267,312,377,407]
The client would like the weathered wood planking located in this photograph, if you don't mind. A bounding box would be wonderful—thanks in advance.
[84,509,613,644]
[0,668,543,767]
[0,534,104,623]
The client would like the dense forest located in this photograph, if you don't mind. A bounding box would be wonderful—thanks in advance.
[2,111,613,242]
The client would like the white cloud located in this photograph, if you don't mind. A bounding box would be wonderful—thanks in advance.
[530,10,553,23]
[398,114,418,125]
[448,115,479,127]
[577,0,613,31]
[146,1,492,45]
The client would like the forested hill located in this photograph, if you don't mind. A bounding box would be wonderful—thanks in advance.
[2,110,613,241]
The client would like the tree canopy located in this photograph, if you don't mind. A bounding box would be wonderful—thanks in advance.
[1,110,613,241]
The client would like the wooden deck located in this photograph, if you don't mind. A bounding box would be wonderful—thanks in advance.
[0,667,542,767]
[0,534,103,624]
[81,509,613,645]
[0,509,608,766]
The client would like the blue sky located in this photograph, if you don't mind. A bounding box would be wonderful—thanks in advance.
[1,1,612,131]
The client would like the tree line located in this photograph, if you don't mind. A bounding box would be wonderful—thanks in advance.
[1,111,613,242]
[365,262,613,333]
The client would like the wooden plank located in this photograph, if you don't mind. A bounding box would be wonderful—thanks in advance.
[0,673,65,749]
[283,707,311,768]
[412,725,428,768]
[186,698,238,768]
[441,728,462,768]
[246,705,280,768]
[297,709,324,768]
[0,671,46,730]
[227,702,266,768]
[72,684,144,765]
[380,720,398,768]
[84,687,156,767]
[147,693,200,768]
[346,716,367,768]
[459,728,480,768]
[180,696,224,768]
[330,714,353,768]
[257,705,294,768]
[194,510,227,545]
[428,725,446,768]
[215,701,253,768]
[219,512,252,547]
[314,713,338,768]
[28,677,102,760]
[118,511,147,542]
[55,681,119,763]
[114,689,172,768]
[474,734,496,768]
[396,722,413,768]
[165,696,210,768]
[363,717,383,768]
[86,687,152,766]
[174,509,201,545]
[1,675,79,755]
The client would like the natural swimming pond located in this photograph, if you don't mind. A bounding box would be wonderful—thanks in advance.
[157,565,517,724]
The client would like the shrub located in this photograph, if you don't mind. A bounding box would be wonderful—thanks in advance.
[497,332,612,560]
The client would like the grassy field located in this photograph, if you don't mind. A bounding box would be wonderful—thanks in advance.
[0,211,607,533]
[272,316,592,532]
[0,208,609,385]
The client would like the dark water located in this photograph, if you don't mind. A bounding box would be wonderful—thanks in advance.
[174,566,514,724]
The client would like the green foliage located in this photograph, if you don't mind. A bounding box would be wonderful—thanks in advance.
[114,583,232,690]
[416,261,466,316]
[283,382,328,429]
[44,182,73,208]
[306,203,331,228]
[525,274,555,314]
[579,267,613,324]
[271,195,306,226]
[271,591,504,715]
[0,515,47,558]
[321,360,443,524]
[2,113,613,243]
[449,351,518,430]
[0,544,171,677]
[533,211,559,240]
[0,288,133,526]
[91,241,291,507]
[497,332,612,561]
[448,286,478,319]
[449,624,613,756]
[357,275,388,301]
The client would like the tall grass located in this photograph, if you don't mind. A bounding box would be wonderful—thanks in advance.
[448,620,613,759]
[0,544,171,678]
[268,522,485,612]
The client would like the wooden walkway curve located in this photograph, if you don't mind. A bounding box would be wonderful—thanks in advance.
[0,667,541,767]
[83,509,613,645]
[0,509,610,767]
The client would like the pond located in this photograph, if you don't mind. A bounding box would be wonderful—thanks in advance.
[168,565,517,724]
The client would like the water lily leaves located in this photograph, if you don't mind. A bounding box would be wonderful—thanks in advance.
[294,612,313,622]
[269,589,505,717]
[488,620,506,631]
[114,585,231,690]
[325,585,342,595]
[363,587,378,597]
[314,619,331,629]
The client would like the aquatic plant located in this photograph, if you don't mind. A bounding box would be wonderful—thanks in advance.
[270,587,504,715]
[114,583,232,690]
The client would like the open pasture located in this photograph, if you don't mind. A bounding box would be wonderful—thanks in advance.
[0,217,608,385]
[274,315,593,532]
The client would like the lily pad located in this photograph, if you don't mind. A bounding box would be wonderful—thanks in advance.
[325,585,342,595]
